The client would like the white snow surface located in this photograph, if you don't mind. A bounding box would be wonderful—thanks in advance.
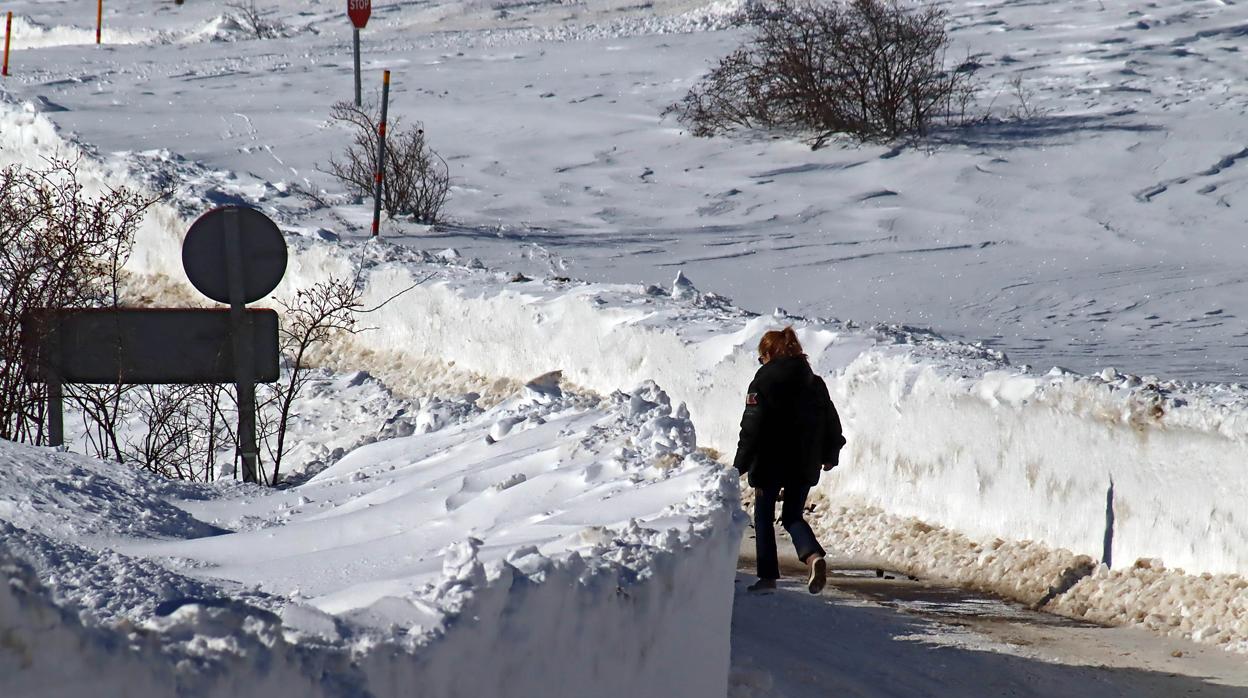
[1,378,745,697]
[5,0,1248,381]
[2,0,1248,665]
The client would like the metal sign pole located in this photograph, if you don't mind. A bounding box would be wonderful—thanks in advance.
[47,314,63,447]
[222,209,260,483]
[353,28,362,107]
[371,69,390,238]
[47,380,64,447]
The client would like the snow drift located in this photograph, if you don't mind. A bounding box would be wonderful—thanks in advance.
[1,379,745,697]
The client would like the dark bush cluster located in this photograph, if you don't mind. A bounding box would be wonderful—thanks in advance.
[0,159,148,446]
[225,1,286,39]
[326,101,451,225]
[667,0,976,143]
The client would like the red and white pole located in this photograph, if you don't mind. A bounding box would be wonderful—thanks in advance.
[371,69,391,238]
[2,13,12,77]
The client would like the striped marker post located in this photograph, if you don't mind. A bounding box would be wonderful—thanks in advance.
[371,69,390,238]
[96,0,102,44]
[3,13,11,77]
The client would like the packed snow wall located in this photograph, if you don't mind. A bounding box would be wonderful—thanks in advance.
[830,353,1248,577]
[2,521,742,698]
[329,263,1248,580]
[1,393,745,698]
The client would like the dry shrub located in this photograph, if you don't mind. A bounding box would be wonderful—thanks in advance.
[260,277,363,485]
[0,159,151,445]
[225,0,285,39]
[121,384,230,482]
[325,101,450,225]
[667,0,978,144]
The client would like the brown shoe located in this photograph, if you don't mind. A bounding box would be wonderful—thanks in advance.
[807,555,827,594]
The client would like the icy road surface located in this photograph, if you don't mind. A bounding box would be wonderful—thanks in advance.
[729,571,1248,698]
[729,539,1248,698]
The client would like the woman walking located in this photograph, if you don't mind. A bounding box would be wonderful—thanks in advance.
[734,327,845,594]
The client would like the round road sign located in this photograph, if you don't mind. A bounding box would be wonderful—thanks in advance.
[182,206,288,305]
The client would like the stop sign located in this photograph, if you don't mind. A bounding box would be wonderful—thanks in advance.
[348,0,371,29]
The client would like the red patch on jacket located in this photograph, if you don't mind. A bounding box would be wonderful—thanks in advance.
[745,393,758,405]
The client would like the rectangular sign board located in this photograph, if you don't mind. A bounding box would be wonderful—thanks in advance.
[21,308,280,384]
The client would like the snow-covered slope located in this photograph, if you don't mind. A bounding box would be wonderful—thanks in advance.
[4,0,1248,381]
[1,378,745,697]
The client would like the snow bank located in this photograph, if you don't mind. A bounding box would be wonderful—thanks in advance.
[318,259,1248,578]
[3,15,161,49]
[828,352,1248,578]
[1,379,745,696]
[0,98,188,289]
[303,263,1248,651]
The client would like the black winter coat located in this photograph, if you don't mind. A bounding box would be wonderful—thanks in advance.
[732,356,845,488]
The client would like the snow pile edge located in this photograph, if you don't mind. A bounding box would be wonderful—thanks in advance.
[2,438,745,698]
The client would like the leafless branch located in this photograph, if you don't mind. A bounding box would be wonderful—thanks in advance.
[321,101,450,224]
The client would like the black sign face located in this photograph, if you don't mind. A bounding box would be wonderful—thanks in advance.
[182,206,288,305]
[21,309,280,384]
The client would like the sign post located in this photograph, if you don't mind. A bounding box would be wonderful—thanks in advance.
[45,325,62,447]
[3,12,12,77]
[353,29,361,107]
[348,0,371,107]
[22,206,286,482]
[371,69,390,238]
[183,205,288,483]
[222,209,260,484]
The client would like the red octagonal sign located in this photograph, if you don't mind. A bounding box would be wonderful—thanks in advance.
[348,0,371,29]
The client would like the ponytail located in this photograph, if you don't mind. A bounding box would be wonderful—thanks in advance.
[758,326,807,361]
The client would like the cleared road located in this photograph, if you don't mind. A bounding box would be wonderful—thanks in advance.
[731,532,1248,697]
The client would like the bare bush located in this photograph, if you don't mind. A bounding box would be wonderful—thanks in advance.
[256,273,430,485]
[122,384,229,482]
[1004,74,1046,121]
[324,101,450,224]
[0,159,423,486]
[260,278,363,485]
[667,0,978,143]
[225,0,285,39]
[67,383,131,463]
[0,159,152,445]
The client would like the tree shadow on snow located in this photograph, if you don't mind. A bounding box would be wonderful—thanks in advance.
[927,112,1164,151]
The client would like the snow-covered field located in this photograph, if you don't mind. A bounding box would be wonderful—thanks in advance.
[3,0,1248,692]
[4,0,1247,381]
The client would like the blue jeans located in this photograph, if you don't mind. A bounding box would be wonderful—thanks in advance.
[754,486,826,580]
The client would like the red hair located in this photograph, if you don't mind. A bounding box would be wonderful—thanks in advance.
[759,326,805,361]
